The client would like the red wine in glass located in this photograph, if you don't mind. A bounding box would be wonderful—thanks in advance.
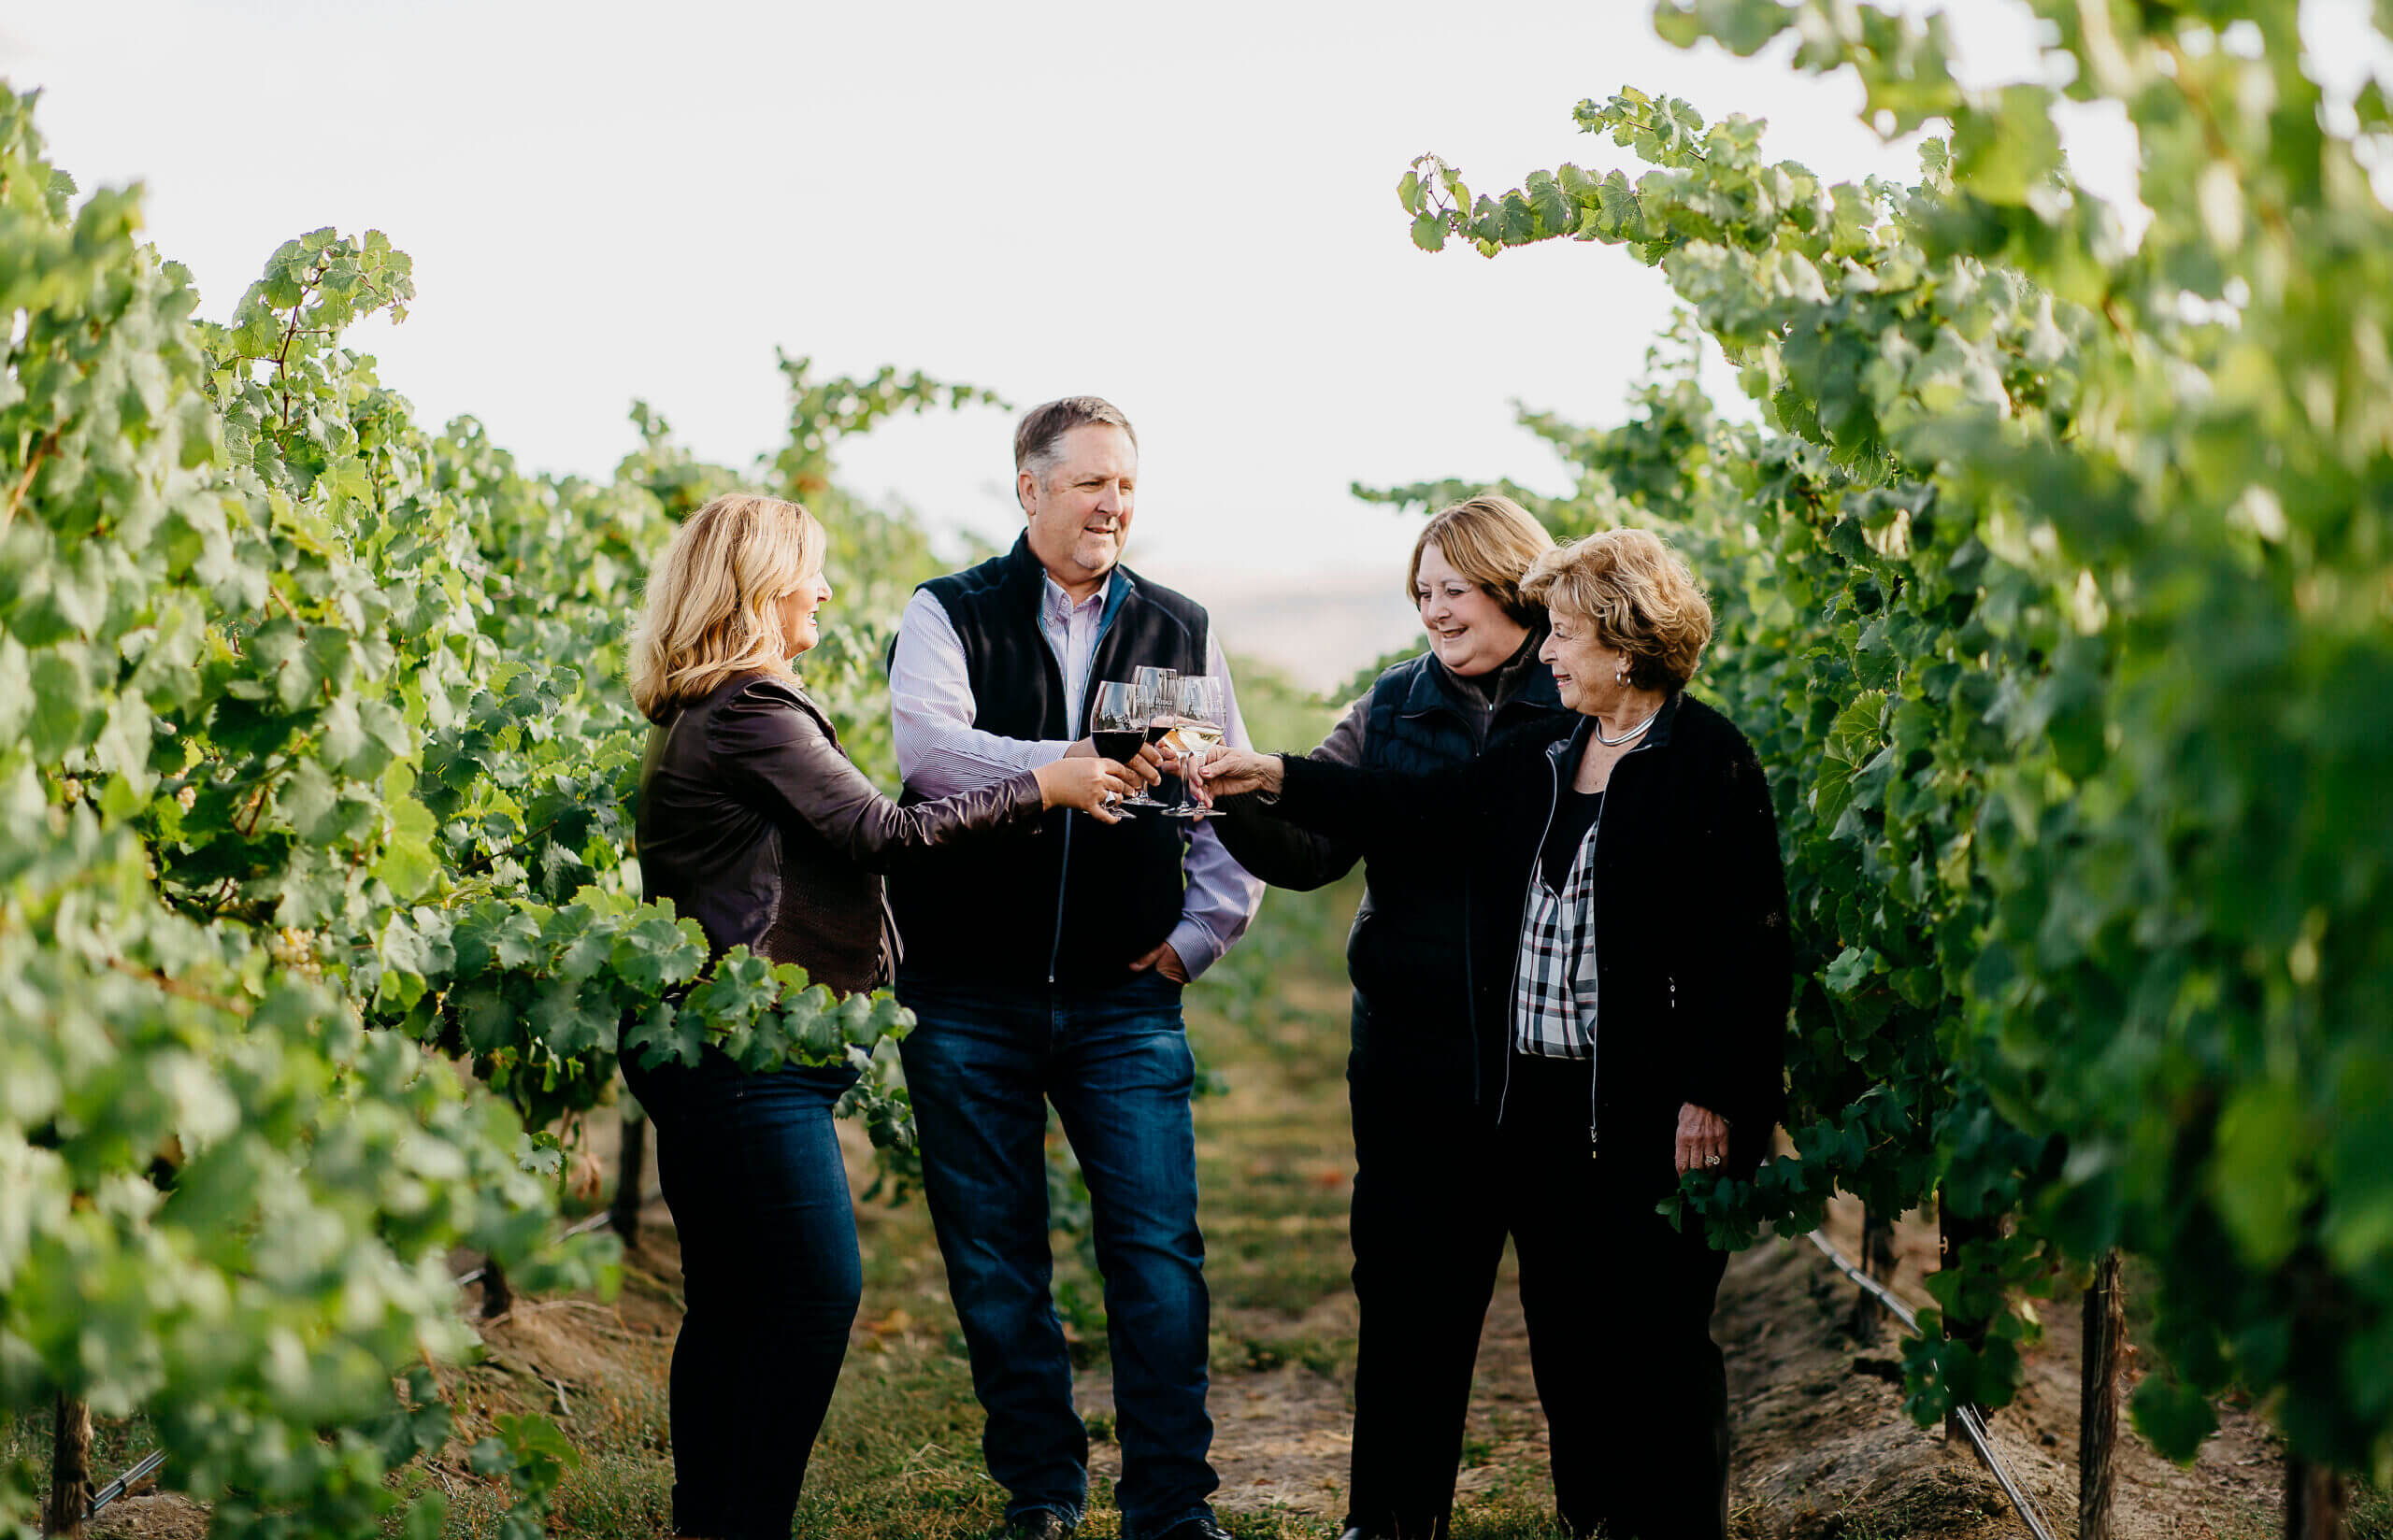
[1092,729,1146,763]
[1089,680,1148,818]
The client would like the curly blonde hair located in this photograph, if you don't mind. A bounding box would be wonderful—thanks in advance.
[629,493,823,722]
[1521,528,1712,693]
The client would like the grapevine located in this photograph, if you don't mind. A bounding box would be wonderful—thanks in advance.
[1380,0,2393,1487]
[0,76,993,1532]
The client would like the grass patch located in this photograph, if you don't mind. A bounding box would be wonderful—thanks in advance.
[0,1408,160,1504]
[2356,1481,2393,1540]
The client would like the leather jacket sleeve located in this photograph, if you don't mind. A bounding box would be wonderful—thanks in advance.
[712,677,1042,873]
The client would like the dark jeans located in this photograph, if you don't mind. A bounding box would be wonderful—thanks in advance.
[896,970,1216,1540]
[1343,1051,1730,1540]
[1341,1054,1504,1540]
[620,1042,863,1540]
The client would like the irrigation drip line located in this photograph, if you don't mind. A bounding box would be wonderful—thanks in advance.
[1809,1227,1927,1332]
[452,1190,656,1289]
[83,1448,166,1519]
[1805,1230,2057,1540]
[85,1187,663,1521]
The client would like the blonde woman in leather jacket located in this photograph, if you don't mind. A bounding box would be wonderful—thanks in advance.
[623,494,1138,1540]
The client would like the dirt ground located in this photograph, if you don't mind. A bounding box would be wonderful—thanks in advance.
[1725,1200,2280,1539]
[1078,1198,2282,1538]
[86,1107,2285,1540]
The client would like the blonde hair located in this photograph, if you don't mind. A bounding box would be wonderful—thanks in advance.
[629,493,823,721]
[1521,528,1712,693]
[1406,494,1556,626]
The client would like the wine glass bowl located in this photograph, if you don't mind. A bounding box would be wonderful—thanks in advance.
[1122,667,1179,808]
[1089,681,1146,819]
[1160,675,1225,819]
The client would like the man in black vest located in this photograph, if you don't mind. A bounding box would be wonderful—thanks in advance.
[886,396,1261,1540]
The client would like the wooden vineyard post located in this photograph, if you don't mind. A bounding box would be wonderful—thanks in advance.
[2285,1456,2350,1540]
[43,1393,92,1537]
[1846,1204,1899,1338]
[610,1107,646,1248]
[2078,1250,2126,1540]
[480,1258,513,1320]
[1939,1199,1998,1443]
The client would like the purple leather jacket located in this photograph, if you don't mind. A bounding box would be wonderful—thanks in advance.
[636,671,1042,997]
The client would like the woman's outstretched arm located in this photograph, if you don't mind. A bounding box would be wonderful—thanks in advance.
[1207,696,1368,891]
[1196,736,1502,854]
[714,677,1133,870]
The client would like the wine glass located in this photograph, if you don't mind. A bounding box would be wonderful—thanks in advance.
[1123,666,1179,808]
[1088,682,1146,819]
[1161,675,1225,819]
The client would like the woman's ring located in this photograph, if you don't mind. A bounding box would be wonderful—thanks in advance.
[1704,1154,1722,1167]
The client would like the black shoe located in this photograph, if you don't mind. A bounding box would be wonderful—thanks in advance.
[1150,1519,1232,1540]
[1002,1514,1073,1540]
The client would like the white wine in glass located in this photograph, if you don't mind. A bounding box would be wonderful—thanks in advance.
[1124,666,1178,808]
[1162,676,1225,819]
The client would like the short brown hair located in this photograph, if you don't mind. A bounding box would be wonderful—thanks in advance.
[1014,396,1137,482]
[1407,494,1556,627]
[1522,528,1712,693]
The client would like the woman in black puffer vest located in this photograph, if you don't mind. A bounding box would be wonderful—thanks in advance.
[1203,528,1789,1540]
[1212,495,1574,1540]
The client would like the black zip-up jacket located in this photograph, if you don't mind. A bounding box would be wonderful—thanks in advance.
[1263,692,1791,1191]
[1214,639,1574,1102]
[636,671,1043,997]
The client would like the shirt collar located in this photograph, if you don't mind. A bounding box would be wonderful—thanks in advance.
[1041,575,1105,619]
[1045,570,1139,632]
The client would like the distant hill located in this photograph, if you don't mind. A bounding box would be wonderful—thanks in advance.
[1139,560,1424,696]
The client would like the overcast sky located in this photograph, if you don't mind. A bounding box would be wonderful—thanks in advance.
[6,0,2166,680]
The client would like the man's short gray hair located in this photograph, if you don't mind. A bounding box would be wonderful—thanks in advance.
[1014,396,1137,486]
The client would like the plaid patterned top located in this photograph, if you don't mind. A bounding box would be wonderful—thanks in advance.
[1513,787,1603,1060]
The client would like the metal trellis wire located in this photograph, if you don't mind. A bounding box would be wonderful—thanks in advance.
[1806,1229,2057,1540]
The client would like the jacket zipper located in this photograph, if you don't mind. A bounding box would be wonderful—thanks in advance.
[1496,738,1567,1126]
[1462,866,1479,1106]
[1582,782,1609,1160]
[1580,731,1666,1155]
[1046,819,1073,986]
[1579,784,1617,1157]
[1464,695,1550,1107]
[1046,591,1129,985]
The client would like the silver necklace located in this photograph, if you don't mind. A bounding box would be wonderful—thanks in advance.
[1591,706,1657,748]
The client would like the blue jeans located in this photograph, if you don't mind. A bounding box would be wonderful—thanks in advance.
[897,971,1217,1540]
[619,1043,863,1540]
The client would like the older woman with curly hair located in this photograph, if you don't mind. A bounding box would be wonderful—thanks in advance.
[1198,529,1789,1540]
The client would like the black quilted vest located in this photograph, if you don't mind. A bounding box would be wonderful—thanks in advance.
[888,535,1211,988]
[1346,649,1575,1096]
